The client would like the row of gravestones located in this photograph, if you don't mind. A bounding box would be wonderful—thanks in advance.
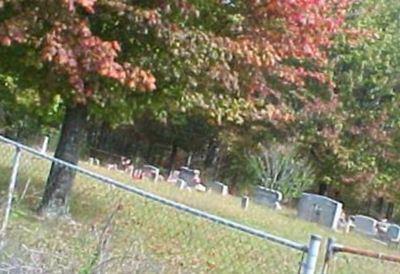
[297,193,400,245]
[35,136,279,213]
[86,148,282,209]
[165,167,284,210]
[95,156,400,244]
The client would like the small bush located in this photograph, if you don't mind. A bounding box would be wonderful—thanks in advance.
[220,145,315,199]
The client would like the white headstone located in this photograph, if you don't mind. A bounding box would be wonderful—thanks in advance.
[297,193,343,230]
[352,215,378,236]
[194,184,207,192]
[176,179,187,190]
[41,136,49,154]
[252,186,282,209]
[208,181,229,196]
[167,170,180,183]
[386,224,400,242]
[241,196,250,210]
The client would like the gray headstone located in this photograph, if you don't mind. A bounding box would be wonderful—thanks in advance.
[142,165,160,182]
[178,167,200,187]
[352,215,378,236]
[241,196,250,210]
[386,224,400,242]
[208,181,229,196]
[252,186,282,209]
[297,193,343,230]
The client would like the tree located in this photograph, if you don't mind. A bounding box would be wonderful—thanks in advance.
[1,1,157,215]
[0,0,352,215]
[295,0,400,216]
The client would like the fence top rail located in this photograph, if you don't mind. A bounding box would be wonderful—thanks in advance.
[333,243,400,264]
[0,135,309,252]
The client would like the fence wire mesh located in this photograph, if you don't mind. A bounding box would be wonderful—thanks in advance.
[0,139,310,273]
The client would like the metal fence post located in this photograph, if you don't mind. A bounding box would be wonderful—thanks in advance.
[0,146,22,236]
[302,234,322,274]
[321,237,335,274]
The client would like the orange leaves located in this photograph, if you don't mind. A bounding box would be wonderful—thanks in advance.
[124,65,156,92]
[42,19,156,96]
[221,0,353,91]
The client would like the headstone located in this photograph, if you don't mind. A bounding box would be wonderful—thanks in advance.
[241,196,249,210]
[252,186,282,209]
[386,224,400,242]
[89,157,100,166]
[167,170,180,183]
[132,169,143,179]
[178,167,200,187]
[194,184,207,192]
[207,181,229,196]
[107,163,118,171]
[41,136,49,154]
[297,193,343,230]
[273,201,282,210]
[352,215,378,236]
[176,179,187,190]
[121,157,133,171]
[142,165,160,182]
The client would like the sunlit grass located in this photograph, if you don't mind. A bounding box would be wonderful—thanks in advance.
[0,142,399,273]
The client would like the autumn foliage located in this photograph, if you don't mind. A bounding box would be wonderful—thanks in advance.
[0,0,156,102]
[223,0,353,89]
[0,0,354,110]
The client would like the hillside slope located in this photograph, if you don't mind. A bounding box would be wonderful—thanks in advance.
[0,143,399,273]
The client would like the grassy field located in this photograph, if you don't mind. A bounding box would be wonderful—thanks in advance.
[0,142,399,273]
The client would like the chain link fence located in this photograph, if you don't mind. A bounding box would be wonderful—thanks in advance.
[0,135,321,273]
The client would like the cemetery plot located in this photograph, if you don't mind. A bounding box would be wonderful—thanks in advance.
[352,215,379,237]
[207,181,229,196]
[252,186,283,210]
[297,193,343,230]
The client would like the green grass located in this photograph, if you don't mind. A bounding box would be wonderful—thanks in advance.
[0,142,399,273]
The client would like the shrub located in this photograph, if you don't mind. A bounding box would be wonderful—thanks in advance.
[220,145,315,199]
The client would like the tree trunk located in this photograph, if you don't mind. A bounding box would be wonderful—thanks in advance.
[318,183,328,196]
[377,197,385,217]
[167,142,178,174]
[145,143,154,162]
[386,202,394,220]
[38,104,88,216]
[204,139,219,168]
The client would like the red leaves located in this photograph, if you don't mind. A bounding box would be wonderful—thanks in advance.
[0,1,158,99]
[222,0,353,89]
[42,19,156,96]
